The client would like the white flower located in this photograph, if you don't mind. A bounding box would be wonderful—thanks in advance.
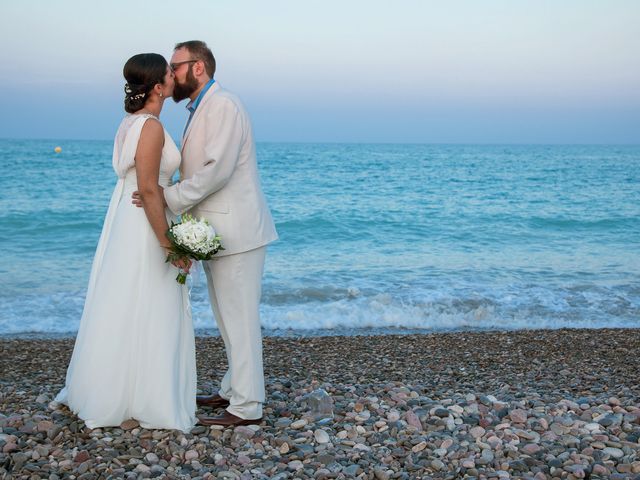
[169,216,221,255]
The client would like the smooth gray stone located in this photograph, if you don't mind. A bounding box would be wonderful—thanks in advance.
[343,464,361,477]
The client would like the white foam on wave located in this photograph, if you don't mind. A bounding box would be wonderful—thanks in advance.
[2,281,639,336]
[0,290,86,335]
[190,286,640,333]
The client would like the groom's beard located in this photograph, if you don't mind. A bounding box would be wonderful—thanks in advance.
[173,68,199,102]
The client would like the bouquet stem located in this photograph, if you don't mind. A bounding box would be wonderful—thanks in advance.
[176,269,188,285]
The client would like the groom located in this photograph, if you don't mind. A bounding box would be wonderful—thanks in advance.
[134,40,278,426]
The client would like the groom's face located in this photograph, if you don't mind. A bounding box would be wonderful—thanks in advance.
[171,48,199,102]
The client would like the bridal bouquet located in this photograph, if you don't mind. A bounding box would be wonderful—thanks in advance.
[165,214,224,284]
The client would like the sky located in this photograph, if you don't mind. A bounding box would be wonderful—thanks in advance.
[0,1,639,144]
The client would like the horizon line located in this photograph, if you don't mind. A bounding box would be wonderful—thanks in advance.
[1,136,639,148]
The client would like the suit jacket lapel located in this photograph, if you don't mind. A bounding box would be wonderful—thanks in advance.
[181,82,220,153]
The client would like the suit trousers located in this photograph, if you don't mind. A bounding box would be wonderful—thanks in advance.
[202,246,266,420]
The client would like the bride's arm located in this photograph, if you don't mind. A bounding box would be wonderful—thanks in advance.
[134,119,172,251]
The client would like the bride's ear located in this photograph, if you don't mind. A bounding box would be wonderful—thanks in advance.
[153,83,163,97]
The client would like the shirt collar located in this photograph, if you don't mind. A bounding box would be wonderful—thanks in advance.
[186,78,216,113]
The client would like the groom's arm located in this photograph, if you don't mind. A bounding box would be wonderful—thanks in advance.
[164,98,243,215]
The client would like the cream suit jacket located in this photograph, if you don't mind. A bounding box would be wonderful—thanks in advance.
[164,82,278,256]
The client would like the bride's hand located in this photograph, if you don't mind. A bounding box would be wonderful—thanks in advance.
[174,257,192,273]
[163,247,192,273]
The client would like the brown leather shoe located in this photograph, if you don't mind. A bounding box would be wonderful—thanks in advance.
[196,393,230,408]
[197,411,263,427]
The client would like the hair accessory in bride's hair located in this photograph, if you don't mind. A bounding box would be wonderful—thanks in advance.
[124,83,146,100]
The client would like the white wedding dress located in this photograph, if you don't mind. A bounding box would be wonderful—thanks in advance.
[56,114,196,432]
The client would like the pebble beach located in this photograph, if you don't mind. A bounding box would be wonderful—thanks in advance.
[1,328,640,479]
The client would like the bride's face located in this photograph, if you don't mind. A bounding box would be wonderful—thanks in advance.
[160,66,175,99]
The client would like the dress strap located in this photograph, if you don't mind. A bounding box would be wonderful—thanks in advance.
[114,115,156,178]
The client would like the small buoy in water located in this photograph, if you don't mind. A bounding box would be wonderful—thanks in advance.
[54,146,62,153]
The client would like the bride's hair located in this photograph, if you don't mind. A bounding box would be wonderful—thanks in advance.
[123,53,167,113]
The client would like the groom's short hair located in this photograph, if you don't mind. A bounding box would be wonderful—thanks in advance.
[175,40,216,78]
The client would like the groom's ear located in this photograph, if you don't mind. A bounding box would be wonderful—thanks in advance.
[193,60,206,78]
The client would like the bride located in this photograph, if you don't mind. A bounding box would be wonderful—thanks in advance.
[55,53,196,432]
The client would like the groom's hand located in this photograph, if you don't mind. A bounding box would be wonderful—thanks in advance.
[132,187,166,208]
[131,190,143,208]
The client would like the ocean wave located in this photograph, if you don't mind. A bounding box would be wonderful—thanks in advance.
[527,216,640,231]
[3,282,639,336]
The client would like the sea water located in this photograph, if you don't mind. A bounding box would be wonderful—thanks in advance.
[0,140,638,336]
